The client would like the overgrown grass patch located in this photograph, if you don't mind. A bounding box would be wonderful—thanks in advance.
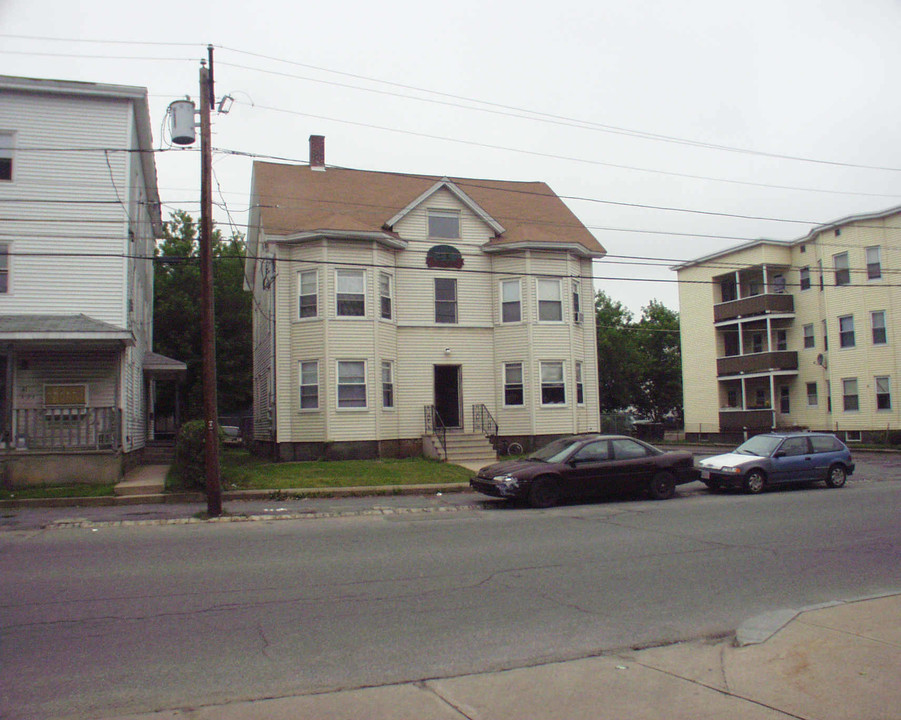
[211,449,471,491]
[0,483,116,500]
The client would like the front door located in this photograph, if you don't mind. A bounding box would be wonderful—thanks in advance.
[434,365,461,428]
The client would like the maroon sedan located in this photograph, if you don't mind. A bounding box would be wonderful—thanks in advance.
[470,434,699,508]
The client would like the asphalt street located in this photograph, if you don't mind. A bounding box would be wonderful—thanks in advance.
[2,467,900,720]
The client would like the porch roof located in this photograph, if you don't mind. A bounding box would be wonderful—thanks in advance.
[143,351,187,377]
[0,314,134,343]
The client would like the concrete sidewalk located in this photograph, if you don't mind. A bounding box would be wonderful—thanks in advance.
[106,594,900,720]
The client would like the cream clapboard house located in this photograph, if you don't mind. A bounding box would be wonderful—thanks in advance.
[245,136,603,462]
[0,75,180,484]
[676,205,901,443]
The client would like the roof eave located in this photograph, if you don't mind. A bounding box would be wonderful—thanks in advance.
[481,240,605,260]
[270,230,408,249]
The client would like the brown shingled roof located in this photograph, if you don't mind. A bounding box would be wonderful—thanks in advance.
[252,163,605,255]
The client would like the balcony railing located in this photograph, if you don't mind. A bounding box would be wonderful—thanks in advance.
[10,407,121,451]
[719,409,774,431]
[714,293,794,323]
[717,351,798,376]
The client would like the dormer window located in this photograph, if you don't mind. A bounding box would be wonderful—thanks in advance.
[428,210,460,239]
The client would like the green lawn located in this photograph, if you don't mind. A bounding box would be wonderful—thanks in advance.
[171,449,473,491]
[0,483,116,500]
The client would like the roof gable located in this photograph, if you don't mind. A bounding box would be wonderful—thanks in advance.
[385,178,505,235]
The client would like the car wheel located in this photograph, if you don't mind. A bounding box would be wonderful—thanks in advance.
[826,464,847,488]
[648,471,676,500]
[744,469,766,494]
[528,476,559,508]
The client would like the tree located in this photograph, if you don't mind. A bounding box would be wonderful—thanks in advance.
[632,300,682,423]
[594,290,641,413]
[153,211,252,420]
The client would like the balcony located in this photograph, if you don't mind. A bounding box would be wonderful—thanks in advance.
[8,407,121,451]
[719,409,774,431]
[717,351,798,377]
[714,293,794,323]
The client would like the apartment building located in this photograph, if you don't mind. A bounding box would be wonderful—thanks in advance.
[676,205,901,443]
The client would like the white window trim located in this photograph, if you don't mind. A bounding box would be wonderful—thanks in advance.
[841,377,859,413]
[0,242,10,295]
[536,278,564,324]
[434,277,458,324]
[839,315,855,349]
[572,279,583,324]
[539,360,567,407]
[500,278,522,324]
[875,375,892,411]
[336,359,368,411]
[335,268,367,319]
[427,209,461,239]
[871,310,887,346]
[297,269,319,321]
[379,272,393,321]
[575,361,585,405]
[299,360,319,412]
[503,361,525,407]
[381,360,395,410]
[866,246,882,281]
[806,382,818,407]
[0,131,14,183]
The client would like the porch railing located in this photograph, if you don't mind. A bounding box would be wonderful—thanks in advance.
[10,407,121,451]
[472,404,498,446]
[424,405,447,460]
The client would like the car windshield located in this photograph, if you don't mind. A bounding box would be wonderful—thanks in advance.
[529,437,584,463]
[734,435,782,457]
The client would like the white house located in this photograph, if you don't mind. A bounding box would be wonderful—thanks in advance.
[245,136,604,463]
[0,75,180,485]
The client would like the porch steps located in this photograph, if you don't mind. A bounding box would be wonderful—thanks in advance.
[144,440,176,464]
[115,464,168,496]
[442,432,497,468]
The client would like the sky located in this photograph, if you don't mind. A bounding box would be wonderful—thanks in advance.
[3,0,901,315]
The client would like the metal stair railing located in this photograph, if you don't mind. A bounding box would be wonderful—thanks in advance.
[424,405,447,460]
[472,403,498,448]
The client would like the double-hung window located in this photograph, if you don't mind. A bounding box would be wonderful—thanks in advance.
[537,278,562,322]
[572,280,582,323]
[0,244,8,293]
[799,266,811,291]
[435,278,457,323]
[876,376,892,410]
[379,273,393,320]
[337,360,367,409]
[298,270,318,319]
[842,378,859,412]
[504,363,524,406]
[575,362,584,404]
[803,324,815,349]
[381,361,394,408]
[336,269,365,317]
[872,311,887,345]
[0,132,13,182]
[299,361,319,410]
[806,382,818,407]
[776,330,787,351]
[428,210,460,239]
[540,361,565,405]
[839,315,855,348]
[500,279,521,323]
[834,252,850,286]
[866,246,882,280]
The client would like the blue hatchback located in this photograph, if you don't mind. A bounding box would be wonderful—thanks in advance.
[697,432,855,494]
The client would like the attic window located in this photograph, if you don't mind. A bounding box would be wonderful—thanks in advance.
[428,210,460,239]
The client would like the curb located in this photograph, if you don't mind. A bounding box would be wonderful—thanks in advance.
[0,482,470,511]
[735,590,901,646]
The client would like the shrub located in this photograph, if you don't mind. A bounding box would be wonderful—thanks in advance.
[174,420,224,490]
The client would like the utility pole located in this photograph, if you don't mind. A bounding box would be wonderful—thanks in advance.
[199,47,222,516]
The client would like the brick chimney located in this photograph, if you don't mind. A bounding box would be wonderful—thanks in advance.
[309,134,325,171]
